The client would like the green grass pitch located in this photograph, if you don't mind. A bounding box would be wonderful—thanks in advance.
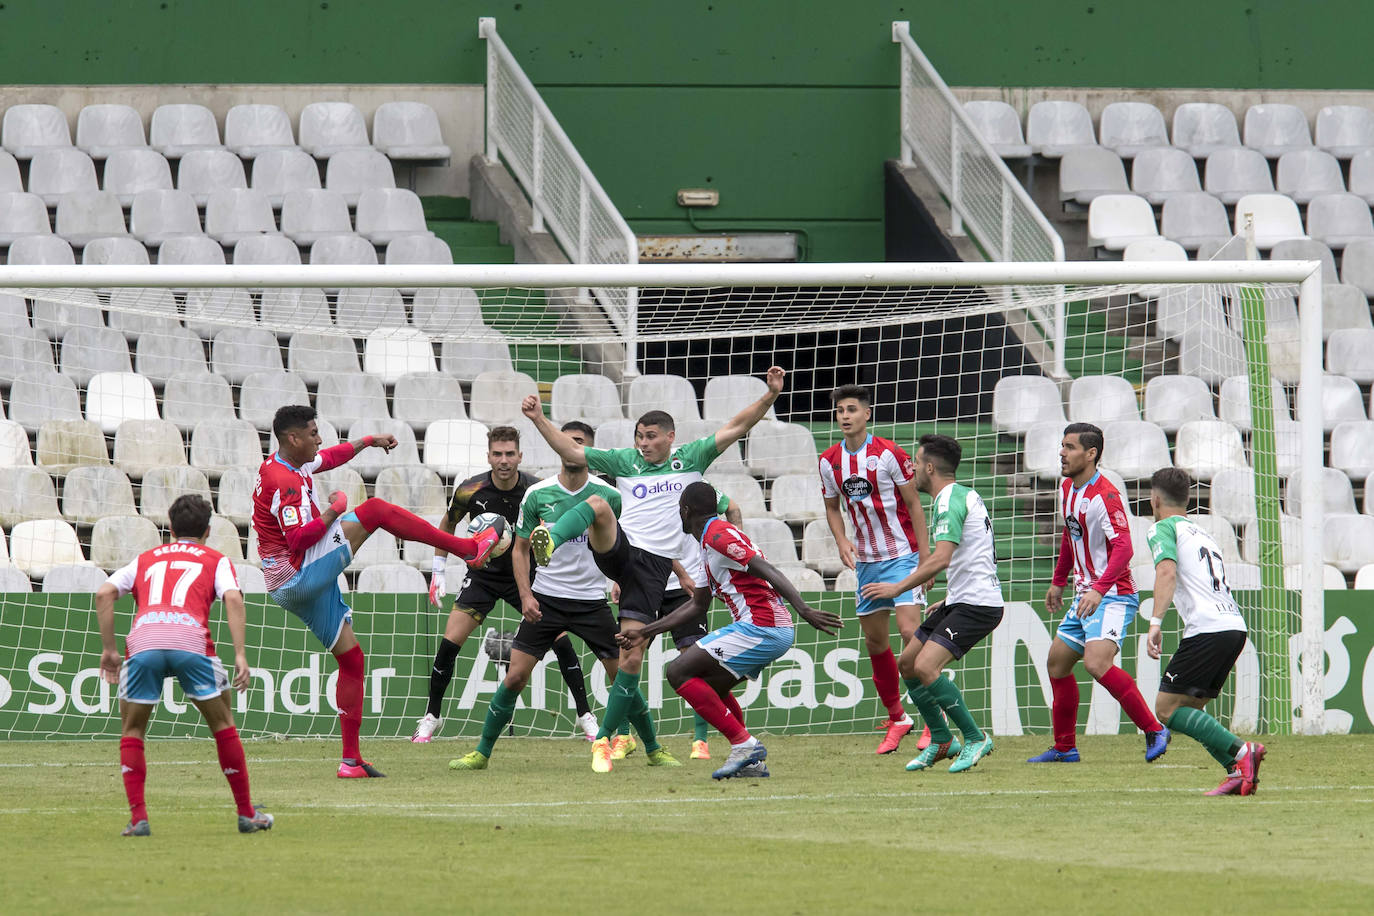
[2,734,1371,914]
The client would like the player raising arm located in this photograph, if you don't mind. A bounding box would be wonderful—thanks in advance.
[414,425,597,744]
[860,435,1003,773]
[96,494,272,836]
[1029,423,1169,765]
[820,384,930,754]
[618,482,841,780]
[1145,468,1263,796]
[254,405,503,778]
[449,423,628,770]
[518,367,785,773]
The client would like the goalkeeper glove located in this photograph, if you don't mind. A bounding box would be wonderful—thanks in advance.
[428,557,447,608]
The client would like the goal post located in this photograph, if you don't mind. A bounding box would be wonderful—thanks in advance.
[0,259,1331,743]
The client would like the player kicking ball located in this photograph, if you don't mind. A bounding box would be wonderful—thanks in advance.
[95,494,272,836]
[618,482,841,779]
[449,423,629,770]
[861,435,1003,773]
[819,385,930,755]
[1029,423,1169,765]
[1145,468,1264,796]
[254,405,503,778]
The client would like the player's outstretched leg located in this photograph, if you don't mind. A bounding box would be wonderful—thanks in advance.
[528,495,612,567]
[350,498,501,568]
[1158,693,1262,796]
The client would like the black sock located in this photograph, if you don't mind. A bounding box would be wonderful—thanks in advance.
[426,638,462,718]
[552,634,591,717]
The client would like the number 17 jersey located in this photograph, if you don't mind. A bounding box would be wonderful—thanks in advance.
[1147,516,1245,638]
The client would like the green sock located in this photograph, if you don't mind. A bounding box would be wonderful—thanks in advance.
[627,686,661,753]
[476,682,519,757]
[596,669,639,740]
[1167,706,1243,768]
[617,722,630,736]
[928,676,984,743]
[905,677,952,744]
[548,499,598,549]
[693,714,709,742]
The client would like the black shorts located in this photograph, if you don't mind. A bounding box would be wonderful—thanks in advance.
[662,588,710,648]
[455,571,521,624]
[594,529,673,625]
[916,602,1004,660]
[510,592,620,660]
[1160,630,1247,699]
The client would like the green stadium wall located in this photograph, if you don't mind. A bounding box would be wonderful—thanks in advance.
[0,1,1365,261]
[1,591,1367,738]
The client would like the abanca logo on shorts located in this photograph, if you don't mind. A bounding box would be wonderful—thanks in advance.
[631,479,684,499]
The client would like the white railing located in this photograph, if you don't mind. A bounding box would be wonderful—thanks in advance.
[479,17,640,370]
[892,20,1068,376]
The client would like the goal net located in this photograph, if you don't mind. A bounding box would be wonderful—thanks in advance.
[0,261,1329,744]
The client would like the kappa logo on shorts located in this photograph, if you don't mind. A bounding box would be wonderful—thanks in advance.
[1106,628,1119,639]
[712,646,725,658]
[333,531,343,545]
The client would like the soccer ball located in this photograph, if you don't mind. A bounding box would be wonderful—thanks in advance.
[466,512,512,564]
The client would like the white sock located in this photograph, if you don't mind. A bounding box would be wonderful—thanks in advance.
[1233,743,1249,761]
[897,713,913,726]
[731,736,758,751]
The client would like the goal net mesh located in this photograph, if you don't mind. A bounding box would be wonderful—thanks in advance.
[0,276,1300,742]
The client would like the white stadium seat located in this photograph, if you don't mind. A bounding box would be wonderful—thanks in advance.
[801,519,844,576]
[316,374,390,435]
[1171,102,1241,159]
[1285,467,1357,518]
[1331,421,1374,478]
[1130,147,1201,205]
[374,465,448,518]
[1232,193,1308,249]
[41,563,113,594]
[85,371,158,434]
[1243,103,1313,158]
[135,327,211,384]
[0,420,33,469]
[225,104,297,159]
[82,235,147,265]
[251,148,322,208]
[128,189,202,246]
[1349,152,1374,207]
[1143,375,1215,433]
[1026,100,1096,158]
[233,562,268,594]
[745,421,818,477]
[363,327,437,384]
[138,466,211,525]
[90,515,161,571]
[439,338,514,382]
[299,102,371,158]
[423,418,490,479]
[410,287,485,334]
[287,331,361,385]
[27,147,98,206]
[1323,515,1374,574]
[0,466,61,527]
[106,287,181,341]
[357,562,427,593]
[33,288,104,340]
[1086,194,1158,250]
[1068,375,1139,424]
[354,188,430,244]
[0,191,52,244]
[742,518,798,564]
[1295,374,1365,431]
[344,419,421,479]
[962,100,1031,158]
[769,473,826,523]
[176,149,248,206]
[993,375,1065,435]
[1177,322,1248,385]
[347,529,398,571]
[1276,150,1345,205]
[258,287,330,331]
[3,104,72,159]
[1022,422,1065,480]
[190,418,264,479]
[1316,105,1374,159]
[1321,283,1372,339]
[150,104,221,157]
[9,519,86,579]
[337,287,408,332]
[552,374,624,424]
[114,420,187,480]
[702,375,775,423]
[1160,192,1231,251]
[1204,148,1274,206]
[0,327,56,379]
[1218,375,1290,431]
[1272,239,1338,286]
[35,419,108,476]
[627,374,700,423]
[1099,420,1171,479]
[212,328,285,385]
[281,189,354,245]
[204,188,278,244]
[75,104,146,160]
[216,466,256,527]
[55,192,128,247]
[103,148,173,206]
[9,372,82,432]
[392,372,467,431]
[1098,101,1169,159]
[468,371,538,425]
[8,235,74,267]
[1242,513,1301,565]
[372,101,451,161]
[325,149,397,207]
[1306,192,1374,250]
[1188,514,1243,564]
[1058,148,1128,207]
[163,372,236,432]
[1327,328,1374,383]
[1209,468,1257,525]
[1173,420,1248,480]
[704,471,768,520]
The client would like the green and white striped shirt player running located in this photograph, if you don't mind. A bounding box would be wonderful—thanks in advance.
[930,482,1004,607]
[1146,516,1245,638]
[517,476,623,601]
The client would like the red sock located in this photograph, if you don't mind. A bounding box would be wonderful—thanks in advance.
[213,726,256,818]
[678,677,749,745]
[119,736,147,824]
[1098,665,1163,732]
[335,645,366,761]
[1050,675,1080,751]
[352,498,480,559]
[719,688,745,726]
[870,647,905,720]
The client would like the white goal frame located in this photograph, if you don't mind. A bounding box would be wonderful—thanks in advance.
[0,258,1327,734]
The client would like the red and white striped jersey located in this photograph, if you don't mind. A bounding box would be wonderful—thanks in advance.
[1054,471,1136,597]
[107,541,241,657]
[699,518,792,629]
[818,435,919,562]
[252,445,354,590]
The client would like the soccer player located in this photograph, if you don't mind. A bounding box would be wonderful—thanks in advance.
[95,494,272,836]
[1028,422,1170,764]
[860,435,1003,773]
[618,482,842,779]
[520,366,785,773]
[413,425,598,744]
[819,384,930,755]
[1145,467,1264,796]
[448,422,639,770]
[254,405,502,778]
